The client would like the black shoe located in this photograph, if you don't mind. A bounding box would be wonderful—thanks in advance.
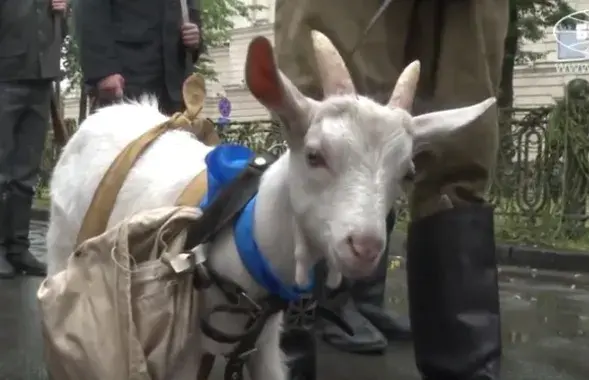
[407,204,501,380]
[7,249,47,277]
[0,252,15,279]
[320,288,388,354]
[355,302,412,341]
[315,260,388,354]
[0,188,14,279]
[2,189,47,277]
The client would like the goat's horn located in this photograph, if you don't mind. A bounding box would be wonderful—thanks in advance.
[310,30,356,96]
[389,60,420,111]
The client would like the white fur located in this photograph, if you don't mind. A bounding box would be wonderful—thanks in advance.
[46,34,496,380]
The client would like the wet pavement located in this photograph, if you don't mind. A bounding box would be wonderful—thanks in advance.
[1,221,588,379]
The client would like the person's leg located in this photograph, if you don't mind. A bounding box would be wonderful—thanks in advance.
[274,0,411,362]
[4,80,52,277]
[0,81,26,278]
[157,85,185,116]
[402,1,509,378]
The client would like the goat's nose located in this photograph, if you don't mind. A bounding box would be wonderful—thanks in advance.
[347,234,384,262]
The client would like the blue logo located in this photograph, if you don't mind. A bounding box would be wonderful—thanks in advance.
[217,97,231,129]
[554,10,589,61]
[218,97,232,118]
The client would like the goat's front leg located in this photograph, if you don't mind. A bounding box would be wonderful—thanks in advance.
[246,313,287,380]
[293,222,314,287]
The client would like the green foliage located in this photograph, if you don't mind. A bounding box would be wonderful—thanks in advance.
[195,0,265,81]
[546,80,589,176]
[515,0,578,64]
[499,1,578,113]
[61,3,82,94]
[200,0,263,47]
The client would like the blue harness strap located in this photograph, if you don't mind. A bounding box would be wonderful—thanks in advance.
[199,144,313,302]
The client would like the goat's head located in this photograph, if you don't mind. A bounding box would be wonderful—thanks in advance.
[244,33,496,278]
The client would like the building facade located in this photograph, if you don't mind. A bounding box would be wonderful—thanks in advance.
[63,0,589,121]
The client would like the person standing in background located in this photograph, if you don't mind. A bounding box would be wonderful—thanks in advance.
[0,0,67,278]
[274,0,508,379]
[74,0,204,115]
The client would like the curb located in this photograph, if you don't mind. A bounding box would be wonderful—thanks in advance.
[496,244,589,273]
[388,231,589,273]
[31,208,589,273]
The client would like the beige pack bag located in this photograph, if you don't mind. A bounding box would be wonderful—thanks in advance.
[37,206,205,380]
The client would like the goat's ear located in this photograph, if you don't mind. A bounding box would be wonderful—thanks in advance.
[245,36,314,147]
[410,97,496,151]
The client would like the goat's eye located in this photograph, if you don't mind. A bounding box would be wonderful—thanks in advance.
[305,149,326,168]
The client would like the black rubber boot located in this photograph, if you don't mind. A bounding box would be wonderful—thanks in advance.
[407,204,502,380]
[0,187,16,279]
[4,190,46,277]
[281,295,317,380]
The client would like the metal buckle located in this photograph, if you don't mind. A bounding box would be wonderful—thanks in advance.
[238,291,262,312]
[237,347,258,359]
[192,245,212,289]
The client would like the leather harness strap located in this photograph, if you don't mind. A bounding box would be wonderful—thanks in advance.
[176,170,209,206]
[182,153,353,380]
[76,117,193,246]
[197,353,216,380]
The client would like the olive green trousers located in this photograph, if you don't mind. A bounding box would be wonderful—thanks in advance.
[274,0,509,219]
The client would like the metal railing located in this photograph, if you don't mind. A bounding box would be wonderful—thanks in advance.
[38,106,589,245]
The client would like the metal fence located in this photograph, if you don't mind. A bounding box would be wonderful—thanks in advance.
[38,106,589,245]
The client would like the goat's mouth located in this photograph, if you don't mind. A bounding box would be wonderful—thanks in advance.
[331,244,380,279]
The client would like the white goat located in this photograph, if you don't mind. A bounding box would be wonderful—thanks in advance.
[46,32,496,380]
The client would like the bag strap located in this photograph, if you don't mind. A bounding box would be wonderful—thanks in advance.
[175,170,208,206]
[183,153,275,250]
[76,121,176,246]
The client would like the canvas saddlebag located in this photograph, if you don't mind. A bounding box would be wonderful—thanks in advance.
[37,206,206,380]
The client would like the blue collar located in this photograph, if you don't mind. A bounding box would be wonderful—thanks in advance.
[199,144,314,302]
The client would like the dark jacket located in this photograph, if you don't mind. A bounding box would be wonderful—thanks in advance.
[0,0,65,81]
[73,0,204,104]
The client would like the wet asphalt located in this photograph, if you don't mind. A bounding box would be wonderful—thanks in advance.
[0,221,588,380]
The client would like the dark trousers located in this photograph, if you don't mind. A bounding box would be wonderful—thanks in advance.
[0,80,52,252]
